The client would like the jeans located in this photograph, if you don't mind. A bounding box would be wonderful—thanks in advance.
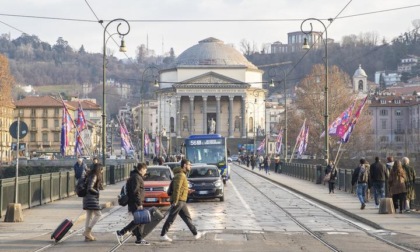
[372,181,385,205]
[120,211,145,240]
[356,183,367,204]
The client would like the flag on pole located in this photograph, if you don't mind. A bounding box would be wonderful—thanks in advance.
[120,121,132,154]
[257,138,266,152]
[60,106,75,156]
[341,96,368,143]
[74,102,87,156]
[298,126,309,155]
[275,130,283,154]
[144,133,150,155]
[328,100,355,137]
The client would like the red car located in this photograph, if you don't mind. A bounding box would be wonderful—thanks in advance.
[143,165,174,207]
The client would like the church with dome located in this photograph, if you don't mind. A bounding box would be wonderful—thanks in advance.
[156,37,267,152]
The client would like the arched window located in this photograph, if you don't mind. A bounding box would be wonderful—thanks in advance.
[183,116,189,131]
[358,80,364,91]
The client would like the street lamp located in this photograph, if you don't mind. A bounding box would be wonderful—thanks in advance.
[301,18,331,162]
[269,69,288,162]
[101,18,130,167]
[140,66,160,162]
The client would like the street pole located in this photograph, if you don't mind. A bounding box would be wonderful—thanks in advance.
[101,18,130,167]
[301,18,331,162]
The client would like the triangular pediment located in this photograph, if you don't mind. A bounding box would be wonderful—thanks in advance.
[179,71,247,86]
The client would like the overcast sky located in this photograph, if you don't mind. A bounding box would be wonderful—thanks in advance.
[1,1,419,59]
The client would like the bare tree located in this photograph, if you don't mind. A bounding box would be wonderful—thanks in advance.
[0,54,14,107]
[239,39,258,56]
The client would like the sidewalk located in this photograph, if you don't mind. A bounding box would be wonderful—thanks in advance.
[1,165,419,251]
[238,163,420,237]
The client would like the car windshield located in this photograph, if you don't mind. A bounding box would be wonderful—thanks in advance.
[145,168,171,181]
[188,167,220,178]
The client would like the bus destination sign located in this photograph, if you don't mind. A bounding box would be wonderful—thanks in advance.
[187,139,223,146]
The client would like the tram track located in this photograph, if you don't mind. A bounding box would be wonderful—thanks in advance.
[231,164,414,252]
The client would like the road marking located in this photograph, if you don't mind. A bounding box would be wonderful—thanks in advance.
[228,180,256,218]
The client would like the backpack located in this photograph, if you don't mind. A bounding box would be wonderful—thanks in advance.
[358,166,369,183]
[118,182,129,206]
[75,175,87,197]
[167,180,174,196]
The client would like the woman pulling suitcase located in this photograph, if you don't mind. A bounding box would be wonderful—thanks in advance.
[83,163,103,241]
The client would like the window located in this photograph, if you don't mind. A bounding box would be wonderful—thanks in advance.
[395,110,402,116]
[380,100,386,104]
[43,109,48,117]
[380,136,389,142]
[31,119,36,128]
[380,109,388,116]
[43,119,48,128]
[31,109,36,117]
[381,120,387,130]
[42,132,48,142]
[54,119,59,127]
[54,132,60,142]
[30,133,36,142]
[394,100,401,104]
[54,108,60,116]
[395,136,403,142]
[396,120,402,131]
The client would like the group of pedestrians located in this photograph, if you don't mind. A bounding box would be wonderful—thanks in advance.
[74,157,202,245]
[350,156,416,213]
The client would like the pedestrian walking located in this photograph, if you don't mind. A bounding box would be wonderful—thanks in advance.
[401,157,416,212]
[160,159,202,242]
[82,163,103,241]
[250,155,256,171]
[258,155,264,171]
[263,155,271,175]
[385,156,394,197]
[369,157,388,208]
[246,154,250,168]
[274,155,280,173]
[74,157,88,184]
[388,160,407,214]
[115,163,150,245]
[325,160,337,194]
[351,159,370,209]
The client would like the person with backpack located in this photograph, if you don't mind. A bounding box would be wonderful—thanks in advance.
[82,163,103,241]
[115,163,149,245]
[388,160,407,214]
[351,159,370,210]
[401,157,416,212]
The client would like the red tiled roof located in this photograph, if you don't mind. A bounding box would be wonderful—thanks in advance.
[67,100,101,110]
[14,96,76,110]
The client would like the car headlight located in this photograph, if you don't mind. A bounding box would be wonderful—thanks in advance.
[163,186,169,192]
[214,181,222,187]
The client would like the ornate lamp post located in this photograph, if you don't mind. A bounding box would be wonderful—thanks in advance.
[301,18,331,162]
[140,66,159,162]
[270,69,288,162]
[101,18,130,167]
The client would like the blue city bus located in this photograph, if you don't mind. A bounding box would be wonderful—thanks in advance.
[184,134,229,184]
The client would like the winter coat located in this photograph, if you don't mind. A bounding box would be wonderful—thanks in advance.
[403,164,417,200]
[369,161,388,182]
[171,167,189,205]
[325,165,337,183]
[388,169,407,196]
[126,170,145,213]
[74,161,88,180]
[83,173,101,210]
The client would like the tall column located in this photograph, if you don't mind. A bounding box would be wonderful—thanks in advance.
[228,96,234,138]
[216,96,221,134]
[176,96,181,137]
[241,97,246,138]
[189,96,194,135]
[203,96,208,134]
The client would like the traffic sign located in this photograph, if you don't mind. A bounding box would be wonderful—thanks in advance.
[9,121,28,139]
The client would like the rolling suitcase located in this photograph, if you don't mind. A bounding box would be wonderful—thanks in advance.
[141,207,167,238]
[51,219,73,242]
[51,211,83,242]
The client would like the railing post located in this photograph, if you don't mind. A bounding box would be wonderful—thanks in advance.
[110,165,115,185]
[50,173,53,202]
[66,171,70,197]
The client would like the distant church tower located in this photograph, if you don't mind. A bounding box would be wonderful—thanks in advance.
[353,64,368,94]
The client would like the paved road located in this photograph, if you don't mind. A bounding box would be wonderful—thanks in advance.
[1,163,419,252]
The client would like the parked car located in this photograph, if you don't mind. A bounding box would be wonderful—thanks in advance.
[163,161,181,171]
[187,164,224,202]
[143,165,174,207]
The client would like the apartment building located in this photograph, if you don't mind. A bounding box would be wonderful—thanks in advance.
[0,103,15,163]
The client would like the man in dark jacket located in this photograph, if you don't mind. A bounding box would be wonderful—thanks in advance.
[160,159,202,242]
[369,157,388,208]
[351,159,370,210]
[74,158,88,183]
[115,163,149,245]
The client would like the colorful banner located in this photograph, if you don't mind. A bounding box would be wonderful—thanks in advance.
[120,119,133,154]
[60,106,75,156]
[275,130,283,154]
[144,133,150,155]
[74,102,87,156]
[328,100,355,137]
[257,138,266,152]
[341,96,368,143]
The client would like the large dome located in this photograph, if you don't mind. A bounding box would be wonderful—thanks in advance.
[176,37,257,69]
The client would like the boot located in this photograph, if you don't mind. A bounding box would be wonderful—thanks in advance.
[83,227,96,241]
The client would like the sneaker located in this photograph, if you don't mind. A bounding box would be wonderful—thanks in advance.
[160,234,172,242]
[194,231,203,240]
[375,204,379,209]
[115,230,124,244]
[135,239,150,246]
[361,203,366,210]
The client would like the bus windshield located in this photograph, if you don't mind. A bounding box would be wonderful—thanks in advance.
[186,145,226,165]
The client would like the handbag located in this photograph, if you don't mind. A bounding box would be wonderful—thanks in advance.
[133,209,151,224]
[323,172,331,183]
